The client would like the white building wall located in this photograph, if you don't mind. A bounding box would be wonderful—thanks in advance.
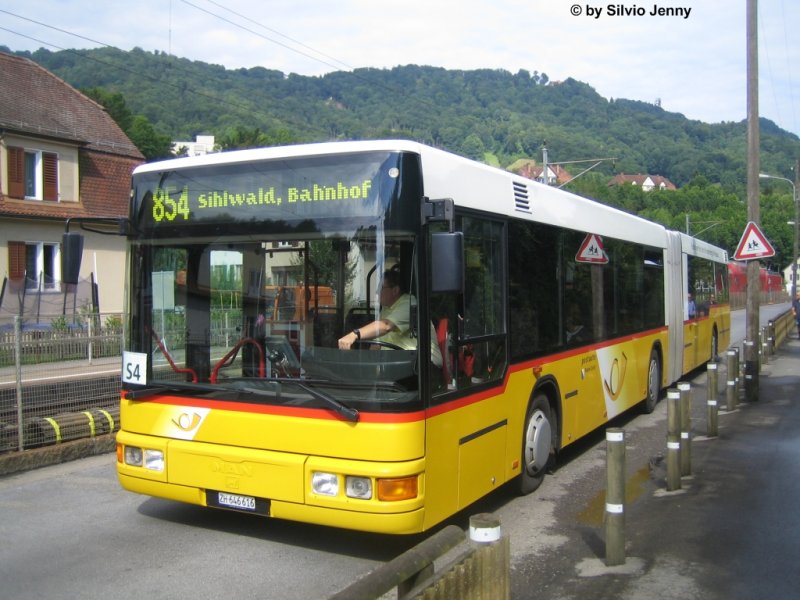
[172,135,216,157]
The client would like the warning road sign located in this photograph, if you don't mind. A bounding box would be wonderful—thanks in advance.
[733,221,775,261]
[576,234,609,264]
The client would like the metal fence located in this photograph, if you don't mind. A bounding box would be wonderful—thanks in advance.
[730,290,788,311]
[0,314,123,452]
[0,309,248,453]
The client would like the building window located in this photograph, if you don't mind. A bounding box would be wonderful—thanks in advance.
[8,240,61,290]
[29,242,60,290]
[7,146,59,201]
[24,151,39,197]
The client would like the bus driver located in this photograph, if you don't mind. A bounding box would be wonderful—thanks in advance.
[338,268,443,368]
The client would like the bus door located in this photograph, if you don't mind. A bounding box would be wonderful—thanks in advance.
[427,215,508,514]
[683,250,701,372]
[684,310,700,372]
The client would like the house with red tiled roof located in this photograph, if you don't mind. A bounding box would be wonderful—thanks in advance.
[608,173,677,191]
[509,158,572,186]
[0,52,144,324]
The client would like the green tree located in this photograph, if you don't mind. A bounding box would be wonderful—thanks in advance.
[126,115,173,160]
[217,126,298,150]
[82,87,133,131]
[81,85,172,160]
[461,133,486,160]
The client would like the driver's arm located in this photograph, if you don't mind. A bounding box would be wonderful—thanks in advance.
[338,319,396,349]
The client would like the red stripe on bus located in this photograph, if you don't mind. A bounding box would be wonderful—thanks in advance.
[425,326,668,418]
[143,395,426,423]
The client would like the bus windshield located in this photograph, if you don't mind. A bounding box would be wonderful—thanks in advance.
[124,150,427,416]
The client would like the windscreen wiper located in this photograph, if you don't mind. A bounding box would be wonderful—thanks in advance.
[294,381,359,422]
[241,377,360,422]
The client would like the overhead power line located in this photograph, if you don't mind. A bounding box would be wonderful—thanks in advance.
[179,0,438,110]
[0,25,285,128]
[199,0,355,72]
[0,6,440,137]
[179,0,347,73]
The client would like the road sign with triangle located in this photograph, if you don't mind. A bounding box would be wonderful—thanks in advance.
[733,221,775,261]
[575,234,609,264]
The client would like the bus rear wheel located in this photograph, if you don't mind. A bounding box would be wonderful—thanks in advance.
[711,327,719,362]
[519,394,553,495]
[642,349,661,414]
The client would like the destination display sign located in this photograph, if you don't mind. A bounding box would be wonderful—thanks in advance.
[148,179,375,224]
[132,151,411,233]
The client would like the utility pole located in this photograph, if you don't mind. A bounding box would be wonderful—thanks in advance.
[542,142,549,185]
[745,0,760,402]
[794,158,800,300]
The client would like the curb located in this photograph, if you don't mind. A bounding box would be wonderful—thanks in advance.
[0,434,116,477]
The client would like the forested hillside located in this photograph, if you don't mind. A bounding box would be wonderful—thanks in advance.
[6,45,799,268]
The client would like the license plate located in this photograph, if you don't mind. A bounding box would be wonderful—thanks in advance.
[206,490,269,515]
[217,492,256,511]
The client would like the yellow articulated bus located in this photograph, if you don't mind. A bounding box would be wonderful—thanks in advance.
[106,140,729,534]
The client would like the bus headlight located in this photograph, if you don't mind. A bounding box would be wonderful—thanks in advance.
[311,472,339,496]
[345,476,372,499]
[124,446,143,467]
[144,449,165,472]
[120,445,164,471]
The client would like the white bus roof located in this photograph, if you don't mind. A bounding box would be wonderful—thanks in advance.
[134,139,669,248]
[678,232,729,263]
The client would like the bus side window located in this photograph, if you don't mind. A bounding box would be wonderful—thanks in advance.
[460,216,507,386]
[431,215,507,393]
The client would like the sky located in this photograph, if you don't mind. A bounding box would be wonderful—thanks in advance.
[1,1,798,142]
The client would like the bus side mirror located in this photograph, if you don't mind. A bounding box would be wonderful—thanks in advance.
[61,232,84,284]
[431,232,464,293]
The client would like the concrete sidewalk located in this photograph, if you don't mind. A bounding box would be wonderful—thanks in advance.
[520,337,800,599]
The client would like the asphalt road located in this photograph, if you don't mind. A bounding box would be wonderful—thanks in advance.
[0,304,792,599]
[506,303,800,599]
[0,454,416,599]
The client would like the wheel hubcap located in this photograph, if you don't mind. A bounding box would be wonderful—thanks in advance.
[524,410,551,474]
[648,360,658,400]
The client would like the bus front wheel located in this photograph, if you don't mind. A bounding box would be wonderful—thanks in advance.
[519,394,553,495]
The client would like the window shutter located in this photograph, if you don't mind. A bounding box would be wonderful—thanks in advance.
[8,241,26,280]
[7,147,25,198]
[43,152,58,201]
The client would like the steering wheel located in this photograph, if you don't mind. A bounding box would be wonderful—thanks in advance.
[356,340,405,351]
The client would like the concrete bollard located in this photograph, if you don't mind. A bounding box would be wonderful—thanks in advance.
[469,513,502,544]
[605,428,625,567]
[768,321,775,357]
[678,382,692,477]
[707,362,718,437]
[743,340,758,402]
[725,349,737,412]
[666,389,681,491]
[468,513,510,600]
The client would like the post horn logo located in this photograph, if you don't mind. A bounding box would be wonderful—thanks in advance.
[172,412,202,432]
[603,352,628,401]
